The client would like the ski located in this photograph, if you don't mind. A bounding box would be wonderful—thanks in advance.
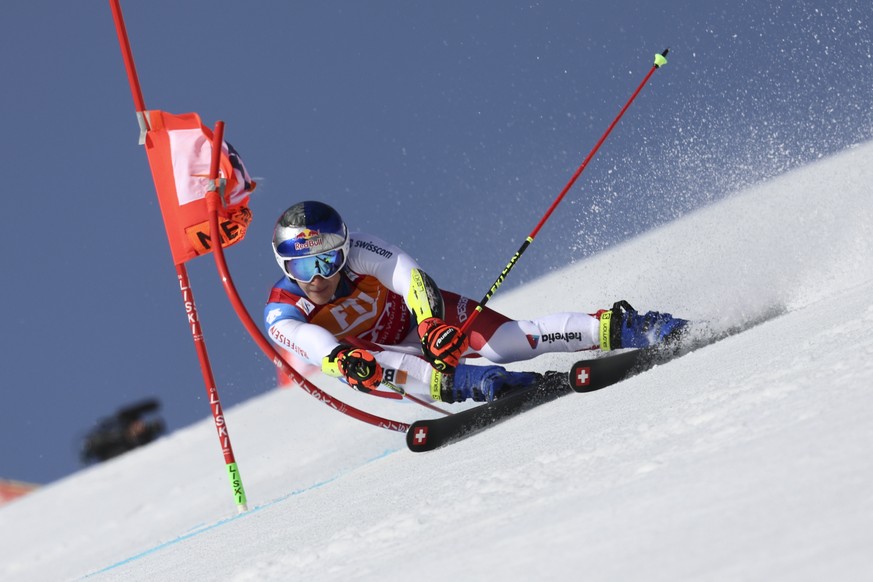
[406,371,572,452]
[571,305,787,393]
[405,350,670,452]
[570,345,674,393]
[407,307,786,452]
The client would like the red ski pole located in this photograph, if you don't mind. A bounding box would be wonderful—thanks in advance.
[460,49,669,334]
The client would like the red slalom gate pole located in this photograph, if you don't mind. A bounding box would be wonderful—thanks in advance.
[109,0,248,513]
[175,265,247,511]
[109,0,145,112]
[204,123,411,433]
[460,49,670,335]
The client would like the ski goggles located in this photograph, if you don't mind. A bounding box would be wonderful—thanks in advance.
[282,248,347,282]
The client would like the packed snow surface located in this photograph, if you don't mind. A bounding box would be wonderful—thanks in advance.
[2,143,872,581]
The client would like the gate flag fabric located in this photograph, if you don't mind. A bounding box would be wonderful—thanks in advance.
[144,110,257,265]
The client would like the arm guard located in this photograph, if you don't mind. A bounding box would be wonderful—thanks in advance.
[406,268,445,325]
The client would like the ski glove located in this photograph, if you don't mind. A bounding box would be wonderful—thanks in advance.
[417,317,469,374]
[322,345,383,392]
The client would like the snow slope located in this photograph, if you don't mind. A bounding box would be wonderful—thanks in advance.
[2,142,872,581]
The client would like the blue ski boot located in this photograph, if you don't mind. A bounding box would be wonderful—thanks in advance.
[599,300,689,351]
[435,364,542,403]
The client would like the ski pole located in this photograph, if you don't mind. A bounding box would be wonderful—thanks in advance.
[381,380,452,416]
[460,49,669,334]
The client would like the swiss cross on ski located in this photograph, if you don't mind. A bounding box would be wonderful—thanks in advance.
[575,366,591,387]
[413,426,429,445]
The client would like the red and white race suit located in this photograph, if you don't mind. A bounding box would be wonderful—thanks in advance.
[265,232,600,400]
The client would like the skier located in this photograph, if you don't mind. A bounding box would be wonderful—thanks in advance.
[265,201,687,404]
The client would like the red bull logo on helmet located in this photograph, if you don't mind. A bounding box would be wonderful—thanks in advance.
[293,228,324,251]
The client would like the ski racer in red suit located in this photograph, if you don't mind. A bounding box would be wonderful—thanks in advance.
[265,201,687,403]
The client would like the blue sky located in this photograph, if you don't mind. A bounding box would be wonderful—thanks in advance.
[2,1,870,484]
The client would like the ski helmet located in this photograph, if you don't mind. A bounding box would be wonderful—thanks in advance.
[272,201,350,282]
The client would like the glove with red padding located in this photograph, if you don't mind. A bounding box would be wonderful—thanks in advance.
[417,317,469,373]
[322,345,383,392]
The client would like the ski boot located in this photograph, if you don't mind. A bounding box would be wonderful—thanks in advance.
[433,364,542,403]
[599,300,688,351]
